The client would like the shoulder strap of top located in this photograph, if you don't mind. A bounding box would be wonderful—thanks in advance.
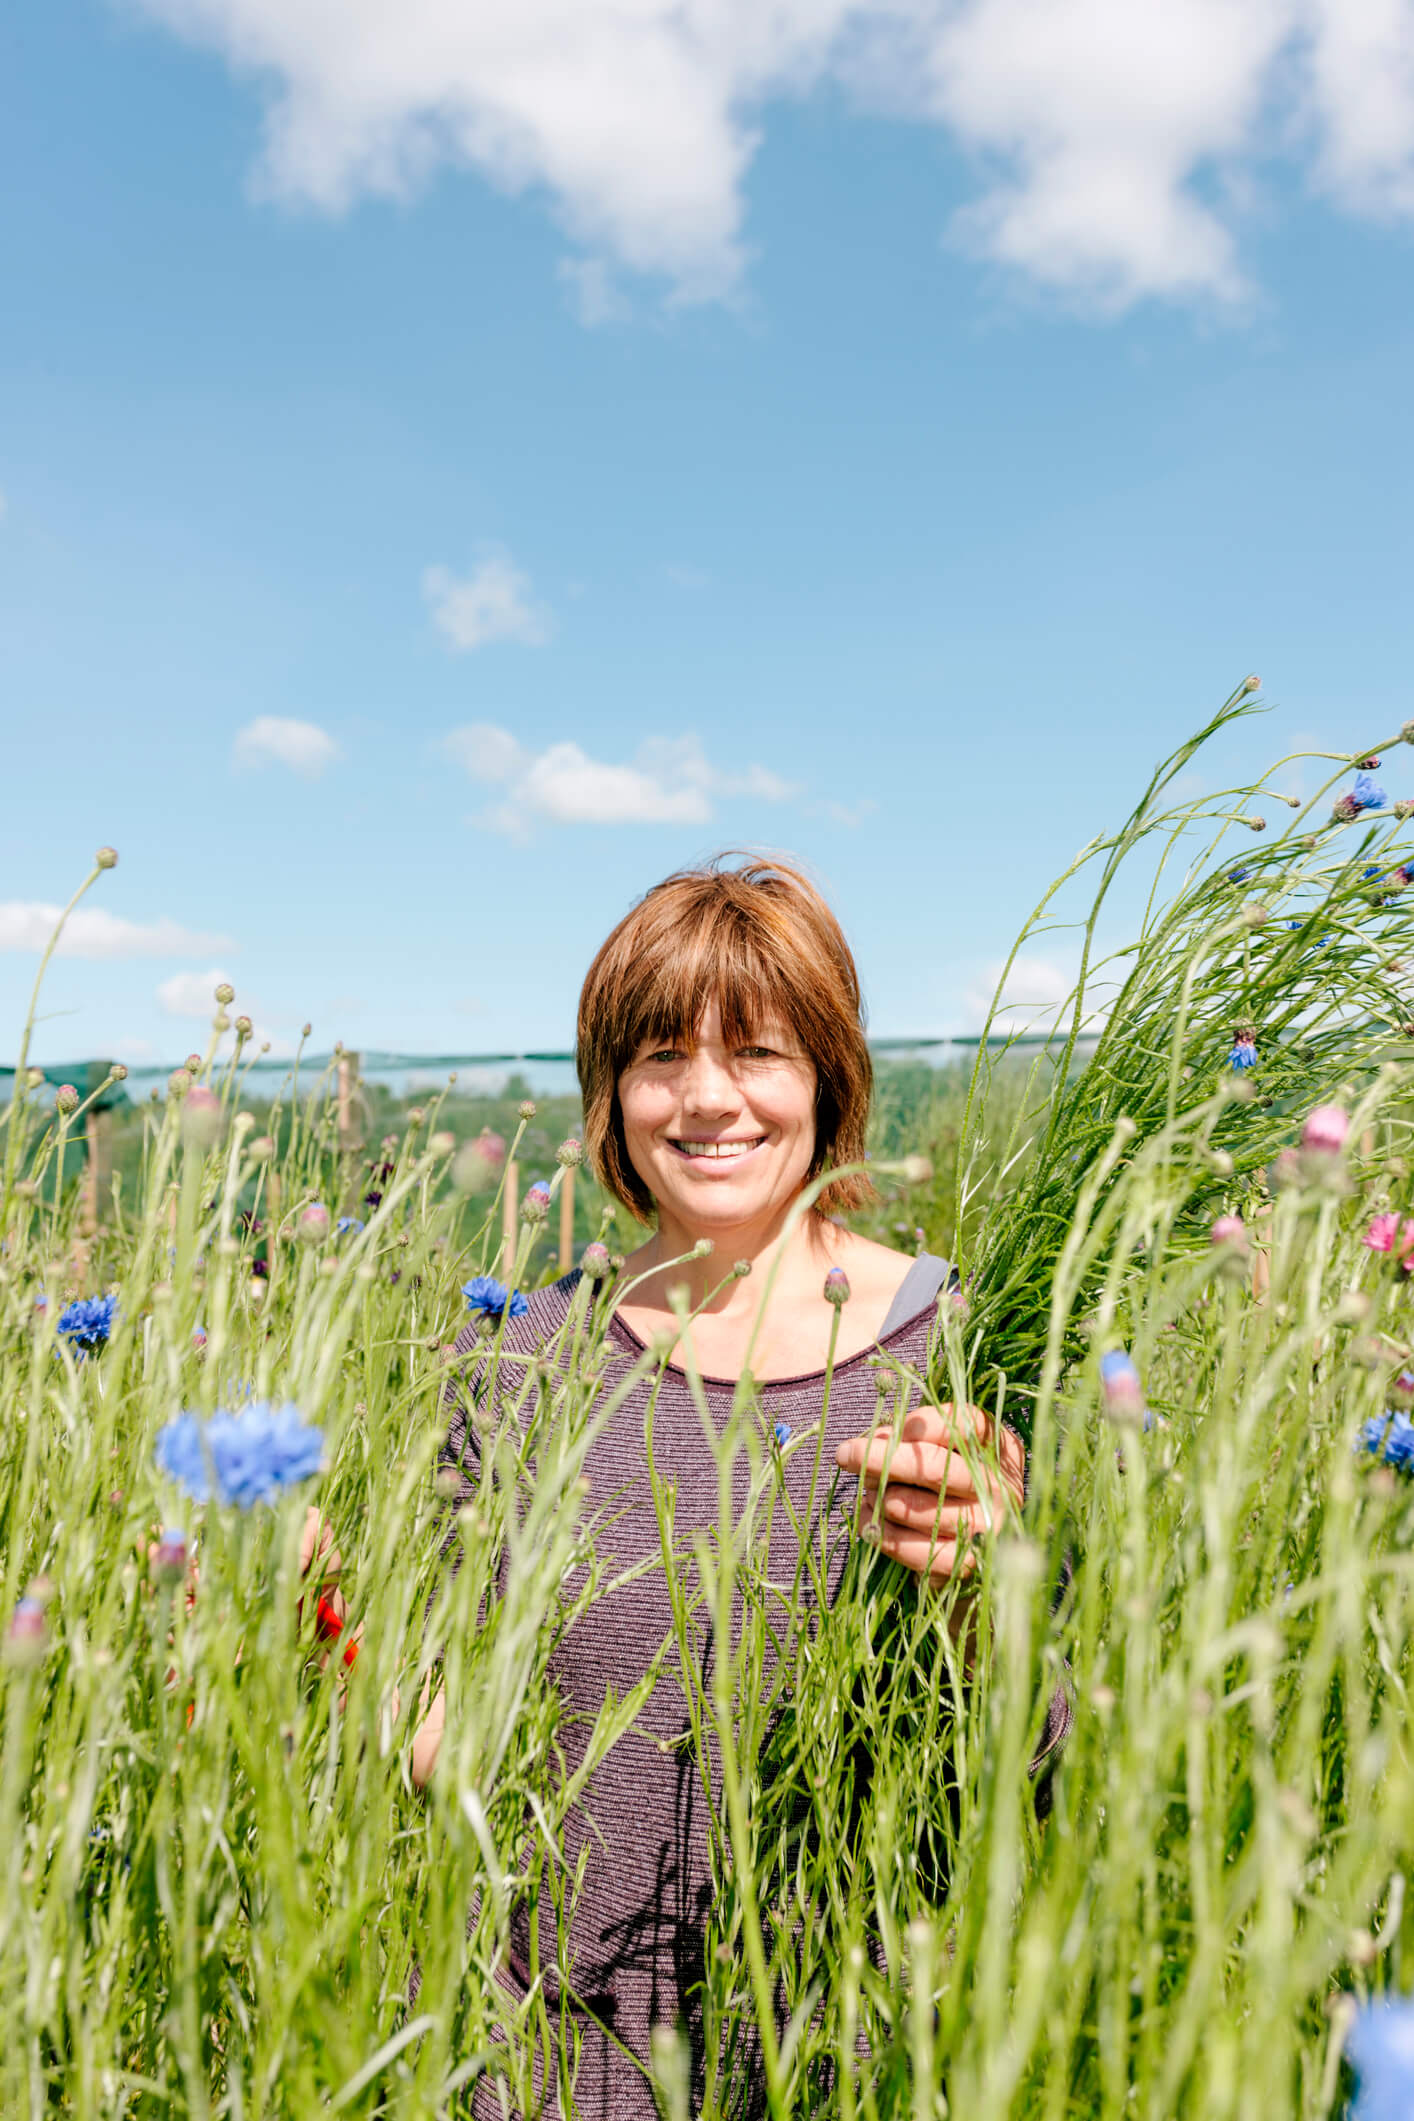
[877,1252,954,1341]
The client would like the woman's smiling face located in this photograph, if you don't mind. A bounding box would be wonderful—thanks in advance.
[617,997,819,1236]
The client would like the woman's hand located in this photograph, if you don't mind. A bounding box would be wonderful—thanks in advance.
[834,1403,1025,1582]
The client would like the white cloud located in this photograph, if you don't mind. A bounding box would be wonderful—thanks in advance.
[157,967,239,1018]
[440,722,798,833]
[964,952,1077,1028]
[131,0,1414,313]
[232,715,340,775]
[0,903,233,959]
[424,552,550,650]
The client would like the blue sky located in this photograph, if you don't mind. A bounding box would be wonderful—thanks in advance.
[4,0,1414,1074]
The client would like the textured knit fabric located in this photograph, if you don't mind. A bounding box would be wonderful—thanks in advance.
[439,1264,1069,2119]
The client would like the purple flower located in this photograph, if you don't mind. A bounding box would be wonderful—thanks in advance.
[155,1402,325,1509]
[1358,1411,1414,1474]
[1348,1994,1414,2120]
[462,1275,529,1320]
[57,1294,117,1354]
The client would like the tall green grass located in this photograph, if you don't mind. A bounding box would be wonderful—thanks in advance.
[3,685,1413,2117]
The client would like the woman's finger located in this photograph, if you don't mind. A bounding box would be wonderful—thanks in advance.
[861,1519,980,1581]
[836,1434,983,1494]
[860,1481,973,1535]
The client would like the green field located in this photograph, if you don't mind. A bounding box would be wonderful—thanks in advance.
[5,686,1414,2118]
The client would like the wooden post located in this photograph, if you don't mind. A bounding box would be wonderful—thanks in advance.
[501,1158,518,1279]
[558,1166,575,1275]
[82,1108,112,1235]
[337,1051,364,1154]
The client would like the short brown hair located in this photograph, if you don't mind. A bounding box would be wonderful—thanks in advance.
[577,854,874,1223]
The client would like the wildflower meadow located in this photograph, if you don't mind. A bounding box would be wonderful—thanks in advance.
[9,680,1414,2118]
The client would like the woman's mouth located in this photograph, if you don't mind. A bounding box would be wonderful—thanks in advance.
[668,1136,767,1163]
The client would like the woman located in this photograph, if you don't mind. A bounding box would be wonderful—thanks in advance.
[417,855,1066,2116]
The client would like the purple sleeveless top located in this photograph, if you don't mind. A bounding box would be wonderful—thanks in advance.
[439,1264,1070,2118]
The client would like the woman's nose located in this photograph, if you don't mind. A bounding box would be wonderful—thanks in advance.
[681,1048,740,1115]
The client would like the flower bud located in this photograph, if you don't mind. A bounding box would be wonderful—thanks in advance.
[406,1108,425,1128]
[5,1597,47,1667]
[24,1068,43,1089]
[54,1084,79,1116]
[691,1238,714,1258]
[1211,1213,1246,1245]
[214,982,235,1006]
[234,1015,252,1040]
[301,1023,312,1040]
[109,1063,127,1082]
[429,1130,456,1156]
[248,1135,274,1160]
[732,1259,752,1278]
[181,1085,223,1147]
[1242,675,1261,694]
[95,846,118,869]
[556,1137,586,1168]
[516,1098,537,1121]
[580,1241,611,1280]
[1240,903,1268,929]
[823,1266,851,1307]
[298,1203,330,1243]
[900,1155,933,1186]
[1100,1349,1146,1426]
[521,1181,552,1224]
[154,1527,188,1582]
[213,1013,231,1034]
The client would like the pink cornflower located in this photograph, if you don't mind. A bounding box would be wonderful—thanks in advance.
[1302,1106,1349,1153]
[1365,1213,1403,1254]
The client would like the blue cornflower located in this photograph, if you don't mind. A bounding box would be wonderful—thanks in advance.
[1347,1994,1414,2120]
[462,1274,530,1320]
[1354,770,1389,812]
[1357,1411,1414,1474]
[1228,866,1253,885]
[57,1294,117,1355]
[336,1216,365,1236]
[1230,1037,1259,1071]
[773,1422,792,1448]
[155,1402,325,1509]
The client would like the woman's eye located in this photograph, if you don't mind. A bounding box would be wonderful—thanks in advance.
[738,1046,776,1061]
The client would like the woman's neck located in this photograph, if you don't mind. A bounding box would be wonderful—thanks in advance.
[623,1201,838,1321]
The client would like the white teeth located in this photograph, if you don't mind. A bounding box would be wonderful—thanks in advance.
[673,1138,762,1159]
